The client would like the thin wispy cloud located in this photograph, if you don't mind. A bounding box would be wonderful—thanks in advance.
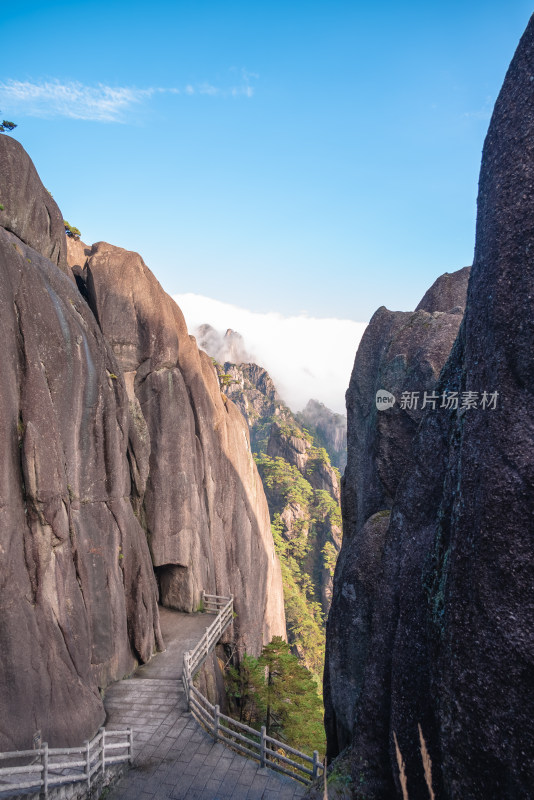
[0,80,155,122]
[0,74,257,122]
[462,95,494,122]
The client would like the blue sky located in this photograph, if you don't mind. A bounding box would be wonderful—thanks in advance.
[1,2,532,409]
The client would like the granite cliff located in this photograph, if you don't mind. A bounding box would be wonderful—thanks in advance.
[323,15,534,799]
[0,136,162,751]
[324,266,468,768]
[0,135,286,751]
[74,242,286,657]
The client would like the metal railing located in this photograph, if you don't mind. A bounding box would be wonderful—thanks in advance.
[182,591,323,785]
[182,592,234,706]
[0,727,132,798]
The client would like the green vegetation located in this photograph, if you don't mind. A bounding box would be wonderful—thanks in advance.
[0,115,17,133]
[313,489,342,529]
[216,366,341,756]
[255,453,313,508]
[0,204,4,211]
[64,221,81,240]
[219,373,235,387]
[271,515,325,677]
[226,637,325,755]
[322,540,339,578]
[276,420,313,444]
[254,452,340,679]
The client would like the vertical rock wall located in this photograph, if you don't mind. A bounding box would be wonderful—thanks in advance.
[324,14,534,799]
[0,138,162,751]
[80,242,286,657]
[325,269,468,761]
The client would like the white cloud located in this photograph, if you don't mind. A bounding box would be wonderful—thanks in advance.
[0,75,257,122]
[173,293,368,414]
[199,83,219,96]
[0,79,156,122]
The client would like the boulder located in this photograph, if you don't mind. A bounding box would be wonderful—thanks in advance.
[415,266,470,313]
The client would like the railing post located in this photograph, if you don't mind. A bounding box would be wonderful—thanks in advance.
[100,727,106,776]
[213,705,220,741]
[184,653,191,709]
[85,739,91,789]
[41,742,48,799]
[128,727,134,764]
[312,749,320,780]
[202,589,205,610]
[260,726,266,768]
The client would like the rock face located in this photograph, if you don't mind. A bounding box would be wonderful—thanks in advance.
[341,268,468,542]
[324,271,468,765]
[216,362,287,453]
[0,137,162,751]
[0,137,68,272]
[297,399,347,472]
[324,16,534,799]
[268,421,341,503]
[78,242,285,656]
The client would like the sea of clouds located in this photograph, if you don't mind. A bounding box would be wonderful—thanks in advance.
[173,293,368,414]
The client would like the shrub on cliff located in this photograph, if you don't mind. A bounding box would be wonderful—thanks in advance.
[64,220,81,240]
[0,115,17,133]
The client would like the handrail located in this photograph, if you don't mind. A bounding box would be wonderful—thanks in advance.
[182,591,323,785]
[0,727,132,798]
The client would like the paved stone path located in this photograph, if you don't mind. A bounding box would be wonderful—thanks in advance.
[104,607,307,800]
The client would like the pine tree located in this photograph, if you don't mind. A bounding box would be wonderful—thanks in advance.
[226,652,264,725]
[255,637,325,753]
[0,114,17,133]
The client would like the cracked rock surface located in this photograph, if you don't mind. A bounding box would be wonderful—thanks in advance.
[0,138,162,750]
[79,241,286,658]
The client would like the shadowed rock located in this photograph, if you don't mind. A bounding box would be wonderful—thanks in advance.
[323,14,534,799]
[324,270,467,763]
[341,266,469,545]
[415,266,470,313]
